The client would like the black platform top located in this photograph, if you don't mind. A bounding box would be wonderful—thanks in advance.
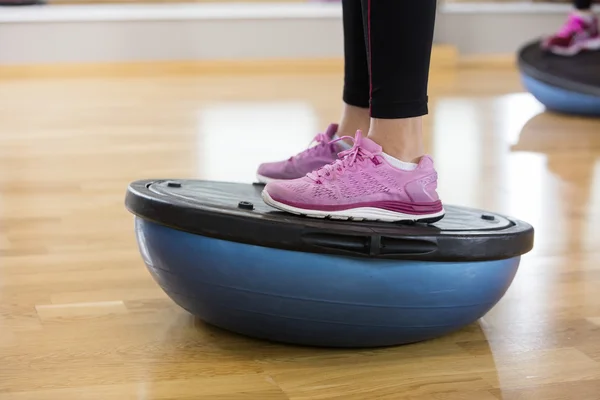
[125,180,534,262]
[518,40,600,96]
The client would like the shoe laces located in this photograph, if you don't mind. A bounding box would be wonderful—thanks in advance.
[290,132,330,160]
[307,132,380,183]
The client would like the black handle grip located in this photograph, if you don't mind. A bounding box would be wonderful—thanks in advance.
[302,233,437,257]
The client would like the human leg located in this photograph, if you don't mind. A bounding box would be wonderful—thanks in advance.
[263,0,444,222]
[575,0,593,11]
[362,0,437,163]
[338,0,371,139]
[256,0,371,183]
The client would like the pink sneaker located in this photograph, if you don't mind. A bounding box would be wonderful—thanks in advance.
[542,13,600,56]
[261,132,445,223]
[256,124,341,183]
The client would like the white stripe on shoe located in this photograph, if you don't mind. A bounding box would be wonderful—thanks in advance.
[261,190,445,223]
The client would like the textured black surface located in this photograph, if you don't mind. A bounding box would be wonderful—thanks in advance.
[518,40,600,96]
[125,180,535,261]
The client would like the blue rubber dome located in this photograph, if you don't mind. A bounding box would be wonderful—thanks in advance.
[518,40,600,116]
[126,180,534,347]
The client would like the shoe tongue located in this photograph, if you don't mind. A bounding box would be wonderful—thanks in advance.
[354,130,382,154]
[324,123,339,139]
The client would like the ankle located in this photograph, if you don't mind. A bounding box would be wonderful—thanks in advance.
[368,117,425,163]
[338,103,370,139]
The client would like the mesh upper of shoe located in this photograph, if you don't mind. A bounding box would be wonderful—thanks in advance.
[557,16,587,37]
[267,132,439,206]
[546,14,599,46]
[257,124,339,180]
[275,165,407,204]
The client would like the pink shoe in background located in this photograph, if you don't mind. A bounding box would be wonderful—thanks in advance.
[262,131,445,223]
[256,124,342,184]
[542,13,600,56]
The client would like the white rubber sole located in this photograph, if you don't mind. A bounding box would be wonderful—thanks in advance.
[262,190,445,223]
[256,173,275,184]
[548,37,600,56]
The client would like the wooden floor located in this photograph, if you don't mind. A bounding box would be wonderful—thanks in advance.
[1,64,600,399]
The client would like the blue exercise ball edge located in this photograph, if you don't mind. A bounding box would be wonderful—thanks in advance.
[135,217,521,348]
[521,73,600,117]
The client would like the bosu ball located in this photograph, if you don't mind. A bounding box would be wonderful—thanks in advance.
[125,179,534,347]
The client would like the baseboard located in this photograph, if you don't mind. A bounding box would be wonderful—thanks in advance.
[0,45,457,79]
[0,58,342,79]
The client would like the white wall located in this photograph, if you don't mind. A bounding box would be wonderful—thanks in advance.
[1,2,598,65]
[0,3,344,65]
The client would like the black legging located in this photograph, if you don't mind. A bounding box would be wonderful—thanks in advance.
[575,0,592,10]
[342,0,437,119]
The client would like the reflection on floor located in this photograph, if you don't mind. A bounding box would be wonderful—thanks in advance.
[1,65,599,399]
